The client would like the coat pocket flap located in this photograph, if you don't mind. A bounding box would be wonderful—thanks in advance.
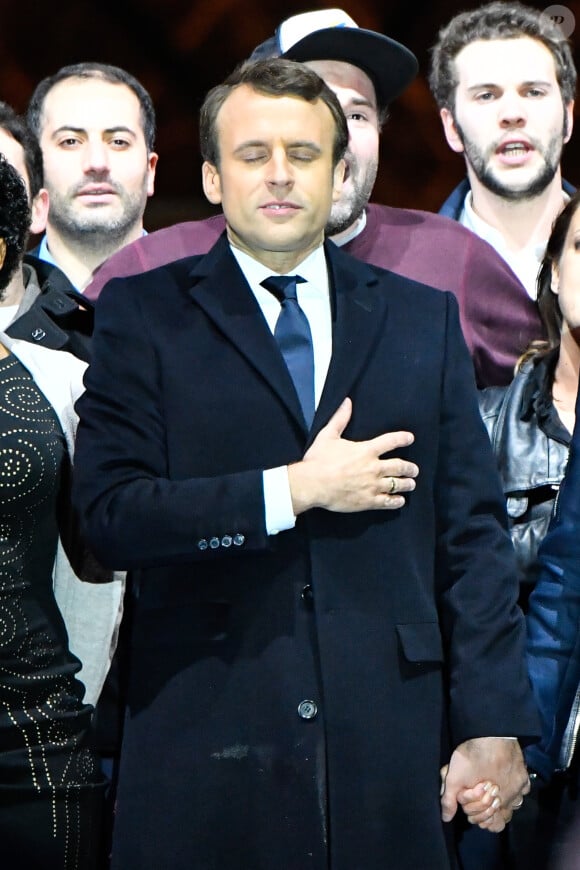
[396,622,444,663]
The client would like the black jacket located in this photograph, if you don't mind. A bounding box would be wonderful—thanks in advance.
[6,255,94,362]
[73,235,538,870]
[479,351,570,608]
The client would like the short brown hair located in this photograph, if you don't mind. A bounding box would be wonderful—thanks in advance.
[27,62,156,154]
[429,1,576,113]
[199,58,348,169]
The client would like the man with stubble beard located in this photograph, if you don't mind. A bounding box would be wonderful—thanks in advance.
[26,62,158,292]
[431,1,576,301]
[86,9,540,388]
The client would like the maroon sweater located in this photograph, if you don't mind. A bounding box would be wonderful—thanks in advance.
[86,204,543,387]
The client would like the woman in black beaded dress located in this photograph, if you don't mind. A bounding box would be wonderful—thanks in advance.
[0,153,105,866]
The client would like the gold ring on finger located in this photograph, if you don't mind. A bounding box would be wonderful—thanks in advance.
[388,477,397,494]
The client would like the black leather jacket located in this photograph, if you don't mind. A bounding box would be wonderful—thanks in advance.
[478,351,570,609]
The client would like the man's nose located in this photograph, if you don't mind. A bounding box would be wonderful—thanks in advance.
[498,93,527,128]
[265,151,293,188]
[82,139,110,173]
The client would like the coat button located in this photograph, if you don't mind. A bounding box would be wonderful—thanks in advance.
[233,533,245,547]
[209,537,220,549]
[221,535,233,548]
[297,700,317,720]
[197,539,208,551]
[301,584,313,603]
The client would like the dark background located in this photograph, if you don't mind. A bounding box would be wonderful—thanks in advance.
[2,0,579,228]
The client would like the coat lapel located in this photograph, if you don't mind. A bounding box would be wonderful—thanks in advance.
[187,234,308,431]
[313,242,389,436]
[186,235,390,438]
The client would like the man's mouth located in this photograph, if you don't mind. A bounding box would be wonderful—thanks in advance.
[260,202,301,213]
[497,141,532,158]
[76,184,117,197]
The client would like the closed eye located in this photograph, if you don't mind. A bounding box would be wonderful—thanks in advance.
[288,150,317,162]
[241,153,267,163]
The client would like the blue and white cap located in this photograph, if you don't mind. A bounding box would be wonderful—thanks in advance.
[250,8,418,110]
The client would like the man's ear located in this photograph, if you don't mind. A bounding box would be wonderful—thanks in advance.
[332,158,345,203]
[551,262,560,295]
[146,152,159,198]
[29,188,49,235]
[202,162,222,205]
[0,238,6,270]
[440,108,465,154]
[564,100,574,144]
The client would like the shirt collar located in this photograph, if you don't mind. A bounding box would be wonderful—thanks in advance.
[461,191,548,263]
[331,209,367,247]
[229,242,328,291]
[37,234,57,267]
[460,193,545,298]
[37,229,149,278]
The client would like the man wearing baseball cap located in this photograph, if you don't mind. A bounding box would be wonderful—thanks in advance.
[87,9,543,387]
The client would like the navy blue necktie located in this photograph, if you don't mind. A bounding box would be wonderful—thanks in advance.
[261,274,315,428]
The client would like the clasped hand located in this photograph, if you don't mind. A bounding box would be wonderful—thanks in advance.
[440,737,531,832]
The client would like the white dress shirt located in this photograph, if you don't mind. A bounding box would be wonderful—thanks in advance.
[459,192,548,300]
[229,243,332,535]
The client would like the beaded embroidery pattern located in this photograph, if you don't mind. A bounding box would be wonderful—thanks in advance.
[0,355,99,868]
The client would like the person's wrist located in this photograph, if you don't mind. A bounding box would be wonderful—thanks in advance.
[288,461,316,515]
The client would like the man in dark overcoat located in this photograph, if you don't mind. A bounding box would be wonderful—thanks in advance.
[73,58,539,869]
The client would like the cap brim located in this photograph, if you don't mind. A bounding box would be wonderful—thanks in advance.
[282,27,418,108]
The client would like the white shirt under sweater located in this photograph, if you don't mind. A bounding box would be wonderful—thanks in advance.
[459,192,549,299]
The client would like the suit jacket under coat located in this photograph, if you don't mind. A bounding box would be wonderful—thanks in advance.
[73,235,539,870]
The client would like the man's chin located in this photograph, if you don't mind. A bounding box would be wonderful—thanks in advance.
[74,220,122,234]
[65,203,136,230]
[57,217,132,240]
[483,180,552,202]
[478,163,558,201]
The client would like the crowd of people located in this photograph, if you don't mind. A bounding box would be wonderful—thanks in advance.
[1,2,580,868]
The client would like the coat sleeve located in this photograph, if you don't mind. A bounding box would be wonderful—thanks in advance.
[526,389,580,780]
[434,294,540,746]
[72,276,269,571]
